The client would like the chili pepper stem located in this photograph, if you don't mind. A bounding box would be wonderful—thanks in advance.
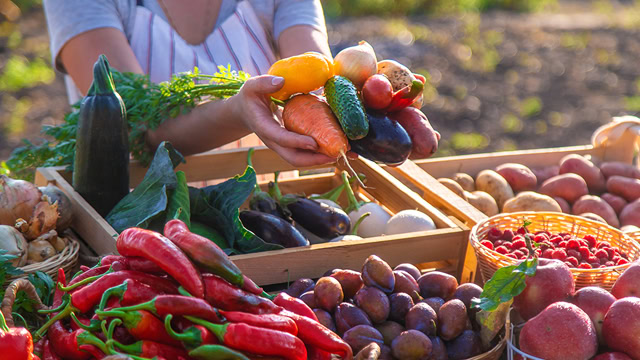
[184,316,229,343]
[77,329,110,355]
[163,314,190,342]
[0,309,10,332]
[98,282,128,311]
[260,291,276,300]
[59,266,114,291]
[33,298,76,342]
[70,312,101,332]
[37,296,69,314]
[178,286,193,297]
[106,339,152,360]
[189,344,251,360]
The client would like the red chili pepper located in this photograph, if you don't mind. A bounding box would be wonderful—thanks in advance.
[79,265,91,272]
[163,314,217,350]
[219,310,297,335]
[33,337,46,358]
[67,263,125,288]
[107,339,188,360]
[0,309,34,360]
[42,340,62,360]
[186,316,307,360]
[99,309,181,347]
[307,346,332,360]
[279,310,353,360]
[203,274,281,314]
[52,268,67,316]
[100,255,165,274]
[385,80,424,112]
[48,321,107,360]
[98,278,168,312]
[188,344,250,360]
[164,220,264,295]
[77,344,105,359]
[98,295,220,323]
[117,227,204,298]
[273,292,318,321]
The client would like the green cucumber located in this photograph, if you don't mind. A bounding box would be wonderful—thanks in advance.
[324,75,369,140]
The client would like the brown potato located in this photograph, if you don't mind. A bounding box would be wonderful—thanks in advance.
[502,191,562,213]
[559,154,606,193]
[531,165,560,186]
[620,199,640,227]
[601,193,628,215]
[495,163,537,192]
[572,195,619,228]
[453,173,475,192]
[464,191,499,217]
[438,178,466,199]
[606,175,640,202]
[539,173,589,203]
[601,161,640,179]
[621,225,640,233]
[475,170,514,210]
[553,196,571,213]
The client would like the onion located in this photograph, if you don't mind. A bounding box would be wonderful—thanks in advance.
[28,239,56,263]
[333,41,378,89]
[40,185,73,232]
[0,225,28,266]
[0,175,42,226]
[16,201,59,240]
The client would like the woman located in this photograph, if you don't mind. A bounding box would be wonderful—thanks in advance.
[43,0,335,166]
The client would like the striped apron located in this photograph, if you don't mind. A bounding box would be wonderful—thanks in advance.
[128,0,275,150]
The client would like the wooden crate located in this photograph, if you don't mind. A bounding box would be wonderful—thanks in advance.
[35,147,471,286]
[385,127,638,282]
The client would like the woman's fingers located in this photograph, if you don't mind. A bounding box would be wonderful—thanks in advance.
[241,75,285,96]
[251,113,319,151]
[266,141,335,167]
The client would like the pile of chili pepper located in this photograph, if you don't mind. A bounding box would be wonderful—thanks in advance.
[24,220,353,360]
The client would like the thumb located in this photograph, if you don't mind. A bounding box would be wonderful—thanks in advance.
[242,75,285,95]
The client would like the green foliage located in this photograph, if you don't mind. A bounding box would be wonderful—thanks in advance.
[0,56,54,91]
[473,256,537,311]
[450,132,489,151]
[519,96,542,118]
[5,66,248,181]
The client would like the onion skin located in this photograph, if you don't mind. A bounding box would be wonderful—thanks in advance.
[334,41,378,89]
[27,239,56,263]
[0,175,42,226]
[40,185,73,232]
[0,225,28,266]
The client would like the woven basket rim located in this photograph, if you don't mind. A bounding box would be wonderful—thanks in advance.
[8,230,80,279]
[470,211,640,274]
[467,308,511,360]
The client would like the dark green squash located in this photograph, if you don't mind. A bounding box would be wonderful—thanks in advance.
[73,55,130,216]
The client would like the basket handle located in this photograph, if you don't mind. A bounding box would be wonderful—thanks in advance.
[1,279,48,327]
[591,116,640,165]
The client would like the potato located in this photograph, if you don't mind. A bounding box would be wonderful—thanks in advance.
[578,213,607,224]
[601,193,628,215]
[600,161,640,179]
[495,163,537,192]
[502,192,562,213]
[475,170,514,210]
[377,60,417,91]
[464,191,499,216]
[438,178,466,200]
[453,173,475,192]
[553,196,571,213]
[27,239,56,263]
[606,176,640,202]
[620,199,640,227]
[538,174,588,203]
[389,108,439,160]
[531,165,560,186]
[558,154,606,193]
[571,195,620,228]
[621,225,640,233]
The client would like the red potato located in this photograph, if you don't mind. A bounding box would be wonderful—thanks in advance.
[620,199,640,227]
[559,154,606,193]
[606,176,640,202]
[579,213,607,224]
[553,197,571,213]
[601,193,628,215]
[601,161,640,179]
[538,174,589,204]
[531,165,560,186]
[571,195,620,228]
[388,107,440,160]
[495,163,537,192]
[362,74,394,110]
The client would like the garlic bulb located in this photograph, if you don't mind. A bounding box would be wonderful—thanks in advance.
[333,41,378,89]
[0,225,28,267]
[0,175,42,226]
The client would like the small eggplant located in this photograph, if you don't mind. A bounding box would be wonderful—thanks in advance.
[239,210,309,248]
[350,110,412,165]
[285,197,351,239]
[249,191,291,222]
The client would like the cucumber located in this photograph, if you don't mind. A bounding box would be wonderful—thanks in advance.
[324,75,369,140]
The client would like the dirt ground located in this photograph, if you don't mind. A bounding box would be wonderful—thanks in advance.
[2,0,640,161]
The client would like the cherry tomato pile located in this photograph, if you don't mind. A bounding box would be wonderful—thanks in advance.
[480,227,630,269]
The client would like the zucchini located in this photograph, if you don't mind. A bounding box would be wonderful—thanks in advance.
[324,75,369,140]
[73,55,130,216]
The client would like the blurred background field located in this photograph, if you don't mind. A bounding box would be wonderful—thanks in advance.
[1,0,640,161]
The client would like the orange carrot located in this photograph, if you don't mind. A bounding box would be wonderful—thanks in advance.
[282,94,349,158]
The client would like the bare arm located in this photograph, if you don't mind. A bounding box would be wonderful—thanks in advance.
[278,24,332,59]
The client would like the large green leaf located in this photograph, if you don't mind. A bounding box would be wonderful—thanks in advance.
[165,170,191,227]
[189,165,284,254]
[106,142,184,232]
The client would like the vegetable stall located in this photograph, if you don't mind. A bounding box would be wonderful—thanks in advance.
[2,38,640,360]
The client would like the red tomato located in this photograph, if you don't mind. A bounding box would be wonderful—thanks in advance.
[362,74,393,110]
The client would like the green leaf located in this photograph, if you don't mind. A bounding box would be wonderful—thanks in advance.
[106,142,185,232]
[190,221,232,252]
[166,170,191,227]
[189,165,284,254]
[472,257,538,312]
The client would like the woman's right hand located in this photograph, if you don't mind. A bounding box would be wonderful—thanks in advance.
[232,75,335,167]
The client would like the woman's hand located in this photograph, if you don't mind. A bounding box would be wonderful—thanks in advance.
[232,75,335,167]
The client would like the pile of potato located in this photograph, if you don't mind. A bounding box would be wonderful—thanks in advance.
[439,154,640,231]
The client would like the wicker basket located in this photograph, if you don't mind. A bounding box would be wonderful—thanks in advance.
[467,310,511,360]
[5,230,80,285]
[470,212,640,290]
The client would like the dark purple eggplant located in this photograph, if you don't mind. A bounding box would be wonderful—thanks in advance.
[249,191,291,222]
[349,111,412,165]
[239,210,309,248]
[284,196,351,239]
